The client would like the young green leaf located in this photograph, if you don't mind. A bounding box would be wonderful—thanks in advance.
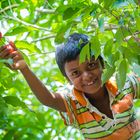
[0,96,8,114]
[15,41,41,53]
[98,17,104,32]
[103,39,113,57]
[101,64,115,84]
[3,96,27,108]
[63,7,79,20]
[115,28,124,45]
[104,0,115,9]
[116,59,128,90]
[5,27,29,36]
[90,36,101,60]
[79,43,90,63]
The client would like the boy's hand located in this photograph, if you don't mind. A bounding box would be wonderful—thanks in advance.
[0,42,27,70]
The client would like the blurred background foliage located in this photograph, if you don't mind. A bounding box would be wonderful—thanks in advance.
[0,0,140,139]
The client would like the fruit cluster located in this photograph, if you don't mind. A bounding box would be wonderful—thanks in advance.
[0,32,14,53]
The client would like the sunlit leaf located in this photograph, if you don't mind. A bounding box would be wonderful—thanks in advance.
[116,59,128,90]
[101,64,115,84]
[0,96,8,114]
[5,27,29,36]
[90,36,101,59]
[3,96,27,108]
[63,7,79,20]
[79,43,90,63]
[15,41,41,53]
[98,17,104,32]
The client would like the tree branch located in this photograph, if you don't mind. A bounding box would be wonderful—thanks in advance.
[36,8,55,14]
[31,35,56,43]
[3,16,51,31]
[125,31,140,42]
[90,23,118,30]
[0,4,56,14]
[28,51,55,56]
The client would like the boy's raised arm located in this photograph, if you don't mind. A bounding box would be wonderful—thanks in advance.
[0,43,66,112]
[20,65,66,112]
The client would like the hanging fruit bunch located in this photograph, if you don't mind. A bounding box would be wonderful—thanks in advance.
[0,32,14,64]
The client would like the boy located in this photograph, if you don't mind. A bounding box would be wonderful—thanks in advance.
[0,33,140,140]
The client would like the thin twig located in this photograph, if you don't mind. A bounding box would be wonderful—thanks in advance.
[46,0,55,9]
[0,4,56,14]
[31,35,56,43]
[90,22,118,30]
[124,31,140,42]
[8,0,13,14]
[36,8,55,14]
[28,51,55,56]
[3,16,51,31]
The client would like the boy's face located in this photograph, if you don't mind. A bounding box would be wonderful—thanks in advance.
[64,56,103,95]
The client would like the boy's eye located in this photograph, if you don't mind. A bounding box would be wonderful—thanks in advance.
[71,70,80,77]
[88,62,97,69]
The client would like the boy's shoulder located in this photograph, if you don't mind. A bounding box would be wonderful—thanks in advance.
[57,84,75,99]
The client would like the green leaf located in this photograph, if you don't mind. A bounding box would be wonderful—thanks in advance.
[98,17,104,32]
[101,64,115,84]
[115,28,124,45]
[90,36,101,59]
[3,96,27,108]
[3,130,15,140]
[79,43,90,63]
[15,41,41,53]
[0,96,8,114]
[55,22,71,44]
[116,59,128,90]
[134,0,139,4]
[136,17,140,30]
[124,48,138,65]
[1,0,9,8]
[98,0,104,4]
[35,112,46,125]
[63,7,79,20]
[104,0,115,9]
[128,38,140,54]
[103,39,113,57]
[5,27,29,36]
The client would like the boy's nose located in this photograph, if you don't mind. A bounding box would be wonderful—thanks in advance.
[82,71,93,81]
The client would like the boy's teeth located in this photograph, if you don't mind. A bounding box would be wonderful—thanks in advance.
[87,82,93,86]
[87,79,97,86]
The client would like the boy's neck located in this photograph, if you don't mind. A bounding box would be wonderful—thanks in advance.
[84,85,108,102]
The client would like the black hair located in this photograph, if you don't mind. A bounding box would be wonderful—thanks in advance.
[55,33,103,77]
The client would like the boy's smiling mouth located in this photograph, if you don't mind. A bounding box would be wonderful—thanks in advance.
[84,78,98,86]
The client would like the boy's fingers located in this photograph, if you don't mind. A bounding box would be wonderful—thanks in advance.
[0,45,7,52]
[9,51,22,59]
[0,42,16,55]
[0,47,12,58]
[9,41,17,50]
[13,55,20,62]
[8,51,17,58]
